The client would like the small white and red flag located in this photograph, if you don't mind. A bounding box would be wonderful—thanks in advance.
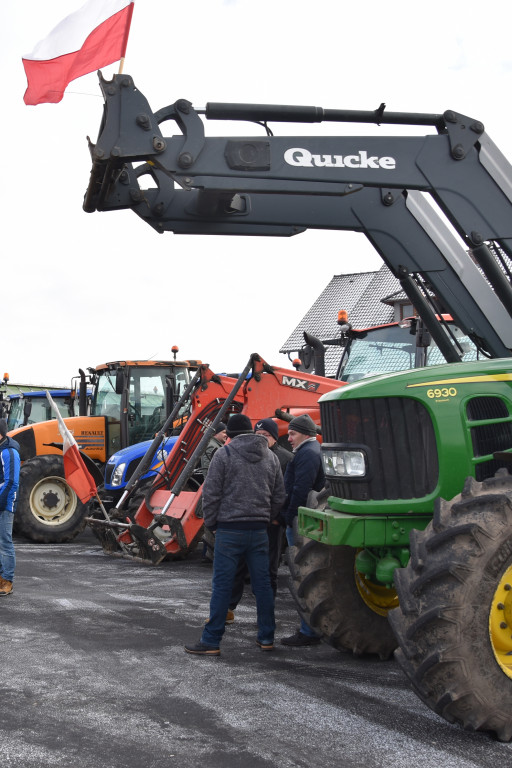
[46,391,97,503]
[22,0,134,106]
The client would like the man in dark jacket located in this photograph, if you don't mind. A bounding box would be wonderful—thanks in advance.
[184,413,286,655]
[254,418,293,474]
[281,413,324,646]
[253,418,292,593]
[227,418,293,614]
[0,419,20,596]
[199,422,227,477]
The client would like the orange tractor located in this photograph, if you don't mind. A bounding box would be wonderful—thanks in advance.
[87,353,341,564]
[9,357,200,543]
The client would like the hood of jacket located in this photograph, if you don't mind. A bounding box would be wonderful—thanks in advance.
[227,433,269,463]
[0,435,20,453]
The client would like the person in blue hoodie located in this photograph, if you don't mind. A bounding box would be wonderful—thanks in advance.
[0,418,20,596]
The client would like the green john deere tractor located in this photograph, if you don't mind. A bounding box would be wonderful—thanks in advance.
[293,357,512,741]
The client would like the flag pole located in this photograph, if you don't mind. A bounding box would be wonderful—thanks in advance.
[118,1,134,75]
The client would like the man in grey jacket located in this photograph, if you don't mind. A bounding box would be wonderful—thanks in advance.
[184,413,285,656]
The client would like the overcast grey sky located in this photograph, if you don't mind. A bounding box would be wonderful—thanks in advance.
[2,0,511,385]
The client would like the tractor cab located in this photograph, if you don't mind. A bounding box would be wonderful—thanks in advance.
[90,360,199,457]
[295,313,478,382]
[336,316,479,383]
[6,389,74,431]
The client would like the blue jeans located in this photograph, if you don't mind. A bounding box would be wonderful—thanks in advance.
[0,511,15,582]
[286,524,318,638]
[201,528,275,647]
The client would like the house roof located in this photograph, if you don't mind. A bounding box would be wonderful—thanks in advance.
[279,243,512,377]
[279,264,403,375]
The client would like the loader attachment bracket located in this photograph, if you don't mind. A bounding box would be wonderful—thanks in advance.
[151,514,188,551]
[86,517,124,554]
[129,524,168,565]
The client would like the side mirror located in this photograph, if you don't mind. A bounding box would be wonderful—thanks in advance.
[23,400,32,426]
[115,368,125,395]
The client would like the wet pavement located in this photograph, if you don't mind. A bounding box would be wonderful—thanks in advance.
[1,527,511,768]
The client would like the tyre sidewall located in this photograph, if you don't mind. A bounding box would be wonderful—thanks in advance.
[17,455,86,543]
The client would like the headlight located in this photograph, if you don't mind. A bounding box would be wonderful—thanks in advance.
[322,448,367,478]
[111,462,126,487]
[156,448,169,463]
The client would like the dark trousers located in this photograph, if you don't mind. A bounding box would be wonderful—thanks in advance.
[201,528,275,647]
[229,523,284,609]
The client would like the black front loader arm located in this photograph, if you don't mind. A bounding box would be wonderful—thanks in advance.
[84,74,512,245]
[83,72,512,360]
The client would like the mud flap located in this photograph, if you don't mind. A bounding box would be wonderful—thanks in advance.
[130,524,169,565]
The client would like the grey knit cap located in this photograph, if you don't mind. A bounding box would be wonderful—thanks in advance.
[287,413,317,436]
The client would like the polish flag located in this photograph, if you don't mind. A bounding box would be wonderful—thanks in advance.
[22,0,134,106]
[46,392,97,504]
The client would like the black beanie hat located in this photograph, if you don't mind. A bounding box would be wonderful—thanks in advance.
[214,422,227,435]
[254,418,278,442]
[0,419,6,437]
[288,413,317,436]
[226,413,253,437]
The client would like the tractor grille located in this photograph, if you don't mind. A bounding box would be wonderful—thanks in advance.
[125,458,143,481]
[466,395,512,481]
[104,463,114,485]
[320,397,438,500]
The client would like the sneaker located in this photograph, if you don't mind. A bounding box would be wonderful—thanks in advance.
[184,642,220,656]
[256,640,274,651]
[0,580,13,596]
[280,631,321,647]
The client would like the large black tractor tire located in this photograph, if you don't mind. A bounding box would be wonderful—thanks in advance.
[388,470,512,741]
[17,455,87,543]
[288,524,398,660]
[123,485,151,523]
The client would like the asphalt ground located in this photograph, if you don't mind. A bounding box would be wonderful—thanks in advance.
[2,527,512,768]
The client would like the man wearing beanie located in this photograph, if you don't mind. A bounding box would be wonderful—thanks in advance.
[281,412,324,646]
[199,421,228,563]
[185,413,285,655]
[0,419,20,597]
[199,421,227,476]
[254,417,293,595]
[228,418,293,614]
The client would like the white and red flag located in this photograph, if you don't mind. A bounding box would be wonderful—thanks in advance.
[22,0,134,106]
[46,391,97,503]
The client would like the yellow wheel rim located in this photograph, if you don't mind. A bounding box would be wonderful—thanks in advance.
[355,569,399,617]
[489,564,512,679]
